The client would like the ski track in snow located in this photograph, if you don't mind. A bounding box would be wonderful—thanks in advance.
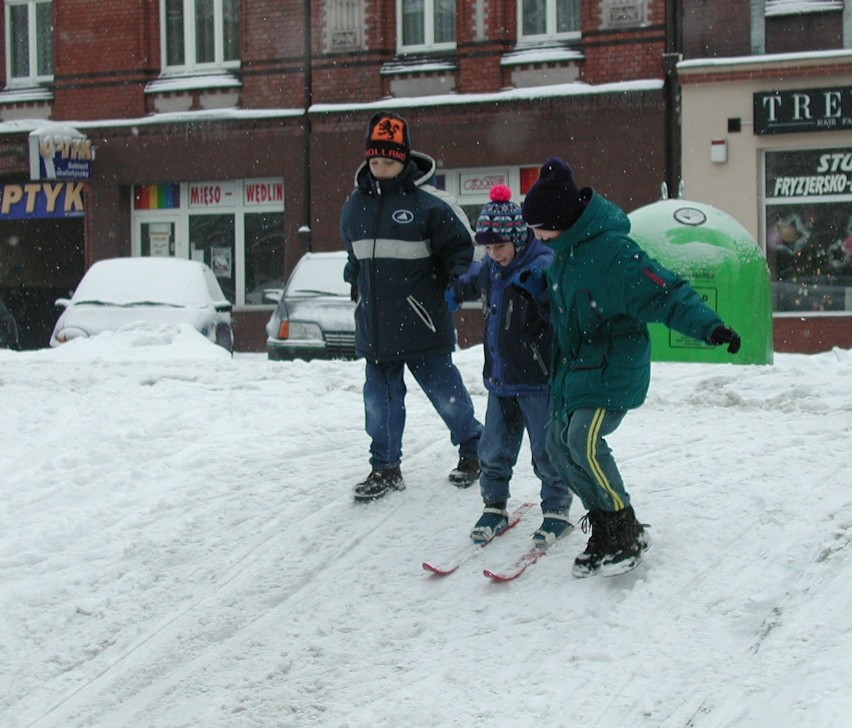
[1,343,850,728]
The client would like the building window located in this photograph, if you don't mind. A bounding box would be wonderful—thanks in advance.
[397,0,456,53]
[518,0,580,43]
[764,148,852,314]
[4,0,53,87]
[161,0,240,74]
[133,179,285,307]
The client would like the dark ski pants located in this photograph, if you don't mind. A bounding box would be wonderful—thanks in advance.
[545,407,630,512]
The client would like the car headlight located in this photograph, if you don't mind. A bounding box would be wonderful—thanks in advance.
[55,327,90,343]
[275,321,323,340]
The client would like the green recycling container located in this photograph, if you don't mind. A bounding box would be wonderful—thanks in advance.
[628,198,773,365]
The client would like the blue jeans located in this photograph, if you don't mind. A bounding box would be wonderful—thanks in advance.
[478,391,573,514]
[364,354,482,471]
[546,408,629,512]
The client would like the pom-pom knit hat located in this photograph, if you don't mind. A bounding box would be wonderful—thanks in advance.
[475,184,529,252]
[364,112,411,165]
[521,157,585,231]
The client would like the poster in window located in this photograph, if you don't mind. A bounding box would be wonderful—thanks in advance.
[211,247,232,277]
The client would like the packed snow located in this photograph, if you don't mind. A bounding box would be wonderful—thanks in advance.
[1,324,850,728]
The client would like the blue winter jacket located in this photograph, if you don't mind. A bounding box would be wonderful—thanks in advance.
[546,190,725,421]
[340,152,475,363]
[451,235,553,397]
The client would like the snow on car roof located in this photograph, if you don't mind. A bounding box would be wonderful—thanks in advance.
[71,257,222,307]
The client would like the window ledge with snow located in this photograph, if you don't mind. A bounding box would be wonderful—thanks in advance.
[765,0,844,17]
[381,59,458,76]
[145,73,242,95]
[501,47,584,67]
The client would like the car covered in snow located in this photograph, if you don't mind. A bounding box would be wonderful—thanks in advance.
[50,257,234,352]
[265,251,356,361]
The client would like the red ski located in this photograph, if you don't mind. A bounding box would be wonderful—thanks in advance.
[482,545,547,582]
[422,502,535,576]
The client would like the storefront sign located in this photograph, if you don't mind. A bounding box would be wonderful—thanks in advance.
[0,181,85,219]
[28,127,94,180]
[765,148,852,199]
[458,171,510,197]
[754,86,852,135]
[244,179,284,206]
[188,181,237,208]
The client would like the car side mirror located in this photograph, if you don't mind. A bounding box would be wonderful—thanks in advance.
[262,289,284,304]
[214,301,233,313]
[55,298,71,309]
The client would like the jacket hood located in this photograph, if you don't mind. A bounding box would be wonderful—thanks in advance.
[354,151,437,193]
[544,190,630,253]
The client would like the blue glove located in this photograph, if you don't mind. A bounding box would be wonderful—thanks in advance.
[444,287,461,313]
[513,268,546,299]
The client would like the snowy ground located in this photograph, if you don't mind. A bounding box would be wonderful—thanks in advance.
[1,324,850,728]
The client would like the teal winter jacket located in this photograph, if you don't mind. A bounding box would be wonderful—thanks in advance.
[545,191,724,421]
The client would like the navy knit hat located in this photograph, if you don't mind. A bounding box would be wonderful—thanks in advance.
[522,157,585,231]
[475,185,529,251]
[365,112,411,165]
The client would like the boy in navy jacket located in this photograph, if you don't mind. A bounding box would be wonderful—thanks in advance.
[447,185,574,545]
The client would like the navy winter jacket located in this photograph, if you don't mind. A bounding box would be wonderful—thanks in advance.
[451,236,553,397]
[340,152,475,363]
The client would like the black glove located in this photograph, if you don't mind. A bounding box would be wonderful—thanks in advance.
[350,285,358,303]
[513,267,546,299]
[709,326,741,354]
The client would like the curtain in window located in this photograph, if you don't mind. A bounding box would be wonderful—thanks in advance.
[556,0,579,34]
[8,5,30,77]
[434,0,455,44]
[195,0,215,64]
[35,1,54,75]
[165,0,186,66]
[522,0,546,37]
[223,0,240,61]
[402,0,425,46]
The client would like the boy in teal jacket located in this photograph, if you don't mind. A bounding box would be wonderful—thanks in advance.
[522,157,741,577]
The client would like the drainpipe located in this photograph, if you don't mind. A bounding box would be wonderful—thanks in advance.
[302,0,313,252]
[663,0,683,197]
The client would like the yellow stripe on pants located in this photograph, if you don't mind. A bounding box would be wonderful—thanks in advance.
[586,408,625,511]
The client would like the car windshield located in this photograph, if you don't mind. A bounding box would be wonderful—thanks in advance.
[71,258,218,307]
[287,254,349,297]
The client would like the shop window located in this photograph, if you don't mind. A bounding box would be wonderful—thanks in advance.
[190,214,236,302]
[162,0,240,74]
[4,0,53,87]
[397,0,456,53]
[764,148,852,313]
[132,179,284,307]
[244,212,285,305]
[518,0,580,44]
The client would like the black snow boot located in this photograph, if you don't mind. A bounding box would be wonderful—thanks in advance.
[353,466,405,502]
[571,510,609,578]
[448,457,481,488]
[598,506,650,577]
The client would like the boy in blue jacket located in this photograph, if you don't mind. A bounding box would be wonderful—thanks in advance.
[522,157,742,577]
[447,185,574,546]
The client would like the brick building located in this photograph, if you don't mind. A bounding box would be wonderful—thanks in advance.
[0,1,848,353]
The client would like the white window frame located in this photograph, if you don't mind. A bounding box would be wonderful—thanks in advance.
[4,0,53,88]
[396,0,456,54]
[159,0,240,76]
[517,0,581,45]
